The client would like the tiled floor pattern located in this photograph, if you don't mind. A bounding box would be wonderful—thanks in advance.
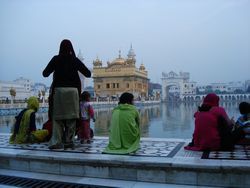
[0,134,184,158]
[202,145,250,160]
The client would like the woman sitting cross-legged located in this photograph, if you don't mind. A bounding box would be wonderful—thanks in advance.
[9,96,48,144]
[103,92,140,154]
[185,93,235,151]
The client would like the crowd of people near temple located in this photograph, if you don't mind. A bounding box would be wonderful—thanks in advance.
[9,39,250,154]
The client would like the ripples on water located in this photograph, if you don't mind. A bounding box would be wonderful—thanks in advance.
[0,102,240,139]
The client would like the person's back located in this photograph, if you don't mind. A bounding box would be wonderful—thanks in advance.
[43,40,91,95]
[9,96,40,144]
[192,108,221,151]
[235,102,250,144]
[43,39,91,149]
[242,114,250,140]
[103,92,140,154]
[185,93,233,151]
[80,101,94,120]
[111,104,139,149]
[46,55,87,89]
[78,91,95,144]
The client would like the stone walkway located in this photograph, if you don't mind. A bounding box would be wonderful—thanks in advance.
[1,133,249,160]
[0,134,184,158]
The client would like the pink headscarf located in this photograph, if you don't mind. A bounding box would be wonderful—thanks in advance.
[202,93,219,107]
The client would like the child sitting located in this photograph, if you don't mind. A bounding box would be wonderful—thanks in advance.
[77,91,95,144]
[234,102,250,144]
[9,96,48,144]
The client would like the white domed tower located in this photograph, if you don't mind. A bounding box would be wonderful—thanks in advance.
[127,44,136,60]
[126,44,136,66]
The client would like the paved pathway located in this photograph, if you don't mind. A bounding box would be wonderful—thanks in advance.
[0,133,249,187]
[0,134,185,158]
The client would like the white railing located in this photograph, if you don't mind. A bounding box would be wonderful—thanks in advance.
[0,103,48,109]
[0,100,161,110]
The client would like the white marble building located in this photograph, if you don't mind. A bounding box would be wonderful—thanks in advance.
[197,81,245,94]
[161,71,196,101]
[0,77,48,101]
[0,77,32,100]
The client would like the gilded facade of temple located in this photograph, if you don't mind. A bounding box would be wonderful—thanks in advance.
[92,46,148,99]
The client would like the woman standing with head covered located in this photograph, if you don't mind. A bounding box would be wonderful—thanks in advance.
[43,39,91,149]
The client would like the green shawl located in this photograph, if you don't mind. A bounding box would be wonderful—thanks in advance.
[9,96,39,144]
[103,104,140,154]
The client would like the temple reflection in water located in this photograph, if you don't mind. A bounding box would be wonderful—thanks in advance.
[0,102,240,139]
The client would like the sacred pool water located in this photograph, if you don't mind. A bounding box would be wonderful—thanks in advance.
[0,102,240,139]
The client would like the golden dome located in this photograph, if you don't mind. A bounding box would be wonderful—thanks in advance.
[112,57,126,65]
[110,50,126,65]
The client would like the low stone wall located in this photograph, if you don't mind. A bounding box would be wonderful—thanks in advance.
[0,107,48,116]
[0,100,161,115]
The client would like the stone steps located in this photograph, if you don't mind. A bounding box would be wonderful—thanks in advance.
[0,137,249,187]
[0,134,250,187]
[0,169,215,188]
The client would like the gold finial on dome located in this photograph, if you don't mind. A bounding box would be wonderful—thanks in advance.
[118,49,121,58]
[93,56,102,67]
[110,50,126,65]
[139,63,145,71]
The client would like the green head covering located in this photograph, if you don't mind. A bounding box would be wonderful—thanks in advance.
[27,96,39,111]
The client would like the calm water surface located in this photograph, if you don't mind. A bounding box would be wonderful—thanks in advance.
[0,102,240,139]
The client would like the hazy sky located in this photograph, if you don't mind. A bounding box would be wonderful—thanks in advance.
[0,0,249,86]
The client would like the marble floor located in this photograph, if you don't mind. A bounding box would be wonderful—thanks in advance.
[1,133,250,187]
[0,134,184,158]
[1,133,250,160]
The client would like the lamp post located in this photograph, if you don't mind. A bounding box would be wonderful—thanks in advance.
[9,87,16,105]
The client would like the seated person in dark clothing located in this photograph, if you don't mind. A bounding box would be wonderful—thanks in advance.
[234,102,250,144]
